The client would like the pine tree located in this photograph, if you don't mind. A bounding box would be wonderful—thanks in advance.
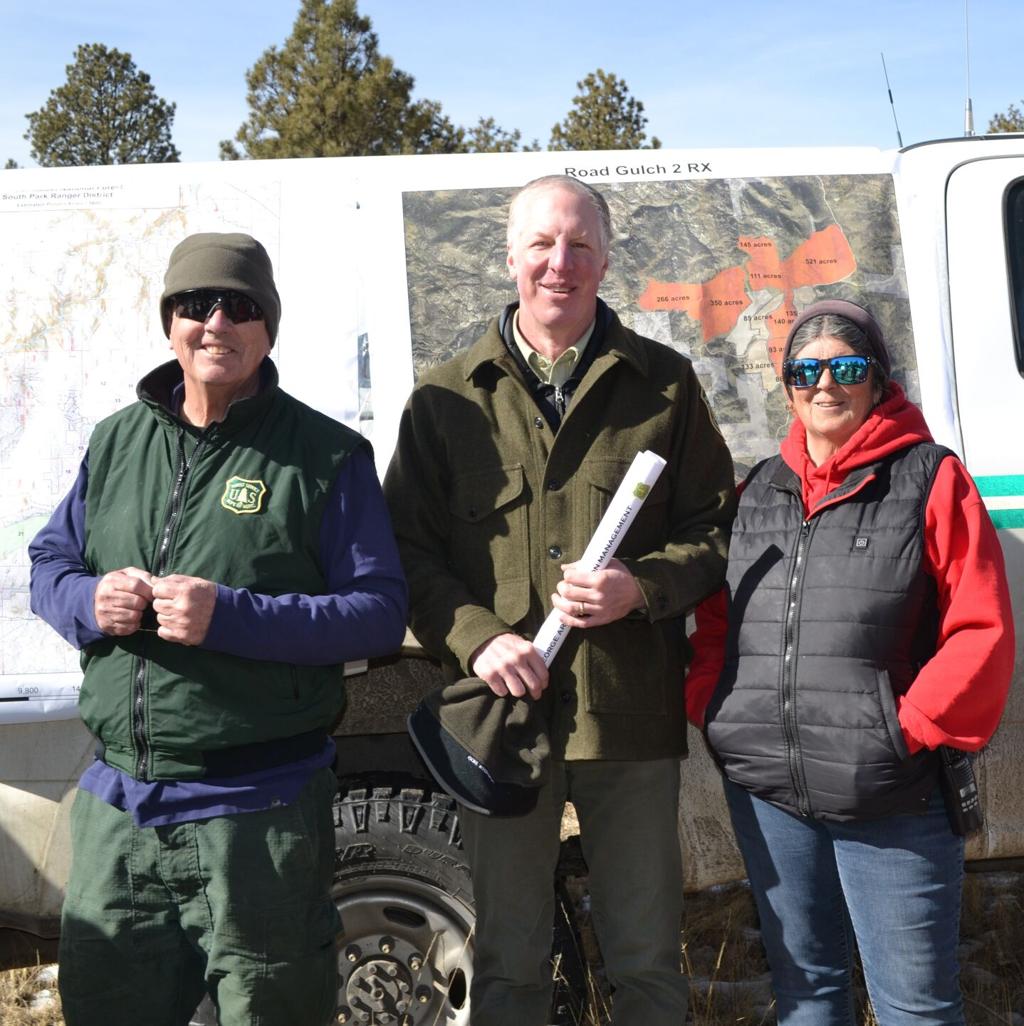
[550,69,660,151]
[25,44,179,166]
[222,0,463,159]
[463,117,540,153]
[988,102,1024,134]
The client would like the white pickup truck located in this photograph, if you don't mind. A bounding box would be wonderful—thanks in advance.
[1,136,1022,1025]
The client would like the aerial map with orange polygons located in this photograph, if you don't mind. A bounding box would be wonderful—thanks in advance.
[640,224,857,369]
[403,174,914,476]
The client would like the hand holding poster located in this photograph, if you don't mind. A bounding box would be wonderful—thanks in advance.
[532,450,667,667]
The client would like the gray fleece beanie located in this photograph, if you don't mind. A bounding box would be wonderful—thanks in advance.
[160,232,281,344]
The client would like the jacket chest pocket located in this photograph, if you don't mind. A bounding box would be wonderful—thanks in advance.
[584,457,670,559]
[448,464,531,627]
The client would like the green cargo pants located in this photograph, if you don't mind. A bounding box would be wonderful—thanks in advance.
[58,766,339,1026]
[460,757,689,1026]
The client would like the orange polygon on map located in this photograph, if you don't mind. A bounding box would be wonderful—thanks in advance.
[637,267,748,342]
[638,224,856,372]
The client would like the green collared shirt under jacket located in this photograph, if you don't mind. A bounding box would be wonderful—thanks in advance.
[385,303,737,761]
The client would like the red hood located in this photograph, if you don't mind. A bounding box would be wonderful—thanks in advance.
[779,383,935,514]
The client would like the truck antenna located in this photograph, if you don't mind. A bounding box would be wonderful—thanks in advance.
[963,0,975,136]
[880,53,904,148]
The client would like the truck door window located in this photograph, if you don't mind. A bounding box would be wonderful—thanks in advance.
[1006,179,1024,375]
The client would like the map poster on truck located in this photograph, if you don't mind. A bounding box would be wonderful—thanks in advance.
[399,170,915,476]
[0,148,914,722]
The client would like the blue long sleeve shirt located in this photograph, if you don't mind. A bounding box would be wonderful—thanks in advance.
[30,446,408,664]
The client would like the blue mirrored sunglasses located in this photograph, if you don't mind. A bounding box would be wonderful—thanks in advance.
[783,355,873,388]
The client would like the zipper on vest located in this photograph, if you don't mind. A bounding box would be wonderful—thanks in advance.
[131,656,148,779]
[782,519,813,815]
[132,428,207,779]
[155,432,206,576]
[553,384,566,420]
[774,469,879,814]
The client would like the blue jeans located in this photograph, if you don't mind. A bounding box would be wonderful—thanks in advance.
[724,779,965,1026]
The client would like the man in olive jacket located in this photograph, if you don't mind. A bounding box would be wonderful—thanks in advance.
[384,177,735,1026]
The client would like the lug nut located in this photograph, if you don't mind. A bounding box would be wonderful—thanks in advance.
[416,986,431,1004]
[379,935,395,954]
[345,944,361,963]
[408,954,423,971]
[384,963,398,977]
[337,1009,350,1024]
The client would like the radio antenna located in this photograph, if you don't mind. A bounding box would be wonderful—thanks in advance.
[963,0,975,136]
[880,53,904,148]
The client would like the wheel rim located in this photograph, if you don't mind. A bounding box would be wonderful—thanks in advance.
[333,872,474,1025]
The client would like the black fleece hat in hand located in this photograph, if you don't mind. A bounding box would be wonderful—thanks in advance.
[408,678,550,817]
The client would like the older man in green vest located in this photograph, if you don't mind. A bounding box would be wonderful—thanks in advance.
[30,233,407,1026]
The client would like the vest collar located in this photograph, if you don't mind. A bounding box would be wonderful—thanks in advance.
[137,357,280,435]
[768,453,890,514]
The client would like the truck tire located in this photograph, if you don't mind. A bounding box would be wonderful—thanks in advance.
[333,781,474,1026]
[190,779,582,1026]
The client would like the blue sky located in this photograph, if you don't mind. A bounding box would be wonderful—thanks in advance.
[1,0,1020,167]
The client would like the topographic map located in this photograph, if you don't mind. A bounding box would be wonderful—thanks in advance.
[402,174,917,476]
[0,179,281,718]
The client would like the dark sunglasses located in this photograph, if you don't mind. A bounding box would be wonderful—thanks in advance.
[170,289,264,325]
[783,355,873,388]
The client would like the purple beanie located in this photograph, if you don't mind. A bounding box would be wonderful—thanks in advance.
[783,299,891,378]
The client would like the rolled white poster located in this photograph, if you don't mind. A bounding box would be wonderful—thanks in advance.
[532,449,667,667]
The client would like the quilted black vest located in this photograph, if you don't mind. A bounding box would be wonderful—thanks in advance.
[706,443,952,821]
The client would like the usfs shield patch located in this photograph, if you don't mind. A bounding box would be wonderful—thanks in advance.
[221,476,267,515]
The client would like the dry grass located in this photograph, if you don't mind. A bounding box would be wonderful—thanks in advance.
[957,869,1024,1025]
[566,869,1024,1025]
[2,869,1020,1025]
[0,964,62,1026]
[682,883,774,1024]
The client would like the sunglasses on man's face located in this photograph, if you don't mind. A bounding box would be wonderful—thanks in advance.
[171,289,264,325]
[783,355,874,389]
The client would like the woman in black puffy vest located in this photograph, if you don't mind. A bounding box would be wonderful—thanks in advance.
[685,299,1013,1026]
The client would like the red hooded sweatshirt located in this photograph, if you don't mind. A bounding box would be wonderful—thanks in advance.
[685,384,1014,753]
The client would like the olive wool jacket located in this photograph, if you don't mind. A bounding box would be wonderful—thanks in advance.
[385,301,736,761]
